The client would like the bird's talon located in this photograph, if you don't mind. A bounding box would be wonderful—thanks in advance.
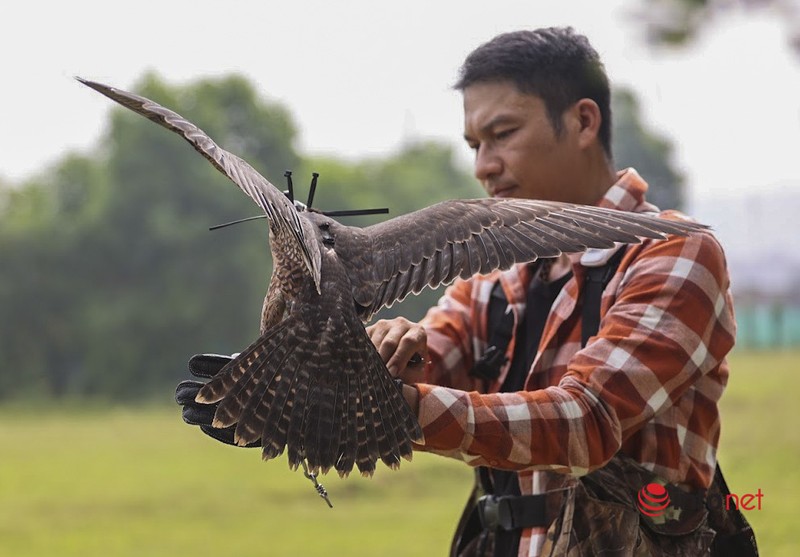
[301,460,334,508]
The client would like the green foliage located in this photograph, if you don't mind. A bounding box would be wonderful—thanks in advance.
[0,73,299,399]
[302,141,481,223]
[611,87,685,210]
[631,0,800,58]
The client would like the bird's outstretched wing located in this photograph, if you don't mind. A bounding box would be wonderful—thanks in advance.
[346,198,708,316]
[77,77,322,292]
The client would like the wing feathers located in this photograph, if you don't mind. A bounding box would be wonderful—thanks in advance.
[350,199,707,316]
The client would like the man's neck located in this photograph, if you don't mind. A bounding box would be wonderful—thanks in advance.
[548,160,617,281]
[584,154,618,206]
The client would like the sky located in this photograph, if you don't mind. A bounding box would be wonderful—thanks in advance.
[3,0,800,214]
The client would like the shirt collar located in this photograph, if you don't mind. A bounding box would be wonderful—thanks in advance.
[596,167,658,213]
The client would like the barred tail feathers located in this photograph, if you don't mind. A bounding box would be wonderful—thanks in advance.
[197,312,421,476]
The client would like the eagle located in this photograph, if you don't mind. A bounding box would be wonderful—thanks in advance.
[79,78,706,479]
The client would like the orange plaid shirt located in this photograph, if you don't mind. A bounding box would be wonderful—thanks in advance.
[415,168,735,556]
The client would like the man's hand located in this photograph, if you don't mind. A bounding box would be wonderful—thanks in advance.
[366,317,428,383]
[174,353,260,448]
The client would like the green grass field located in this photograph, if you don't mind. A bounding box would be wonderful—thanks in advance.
[1,349,797,556]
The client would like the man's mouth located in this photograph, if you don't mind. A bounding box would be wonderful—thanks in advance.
[490,184,517,198]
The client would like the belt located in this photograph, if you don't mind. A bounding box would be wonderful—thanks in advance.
[476,494,549,531]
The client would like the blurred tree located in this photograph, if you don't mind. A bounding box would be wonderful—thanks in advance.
[611,87,685,210]
[1,155,107,397]
[630,0,800,56]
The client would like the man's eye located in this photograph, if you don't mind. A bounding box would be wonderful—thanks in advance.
[496,128,516,140]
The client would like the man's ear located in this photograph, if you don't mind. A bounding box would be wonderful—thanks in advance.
[573,98,602,149]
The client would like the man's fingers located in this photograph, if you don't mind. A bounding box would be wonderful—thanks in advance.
[200,424,260,448]
[367,318,428,378]
[175,380,204,405]
[368,319,402,365]
[181,403,217,427]
[377,329,405,368]
[385,327,427,377]
[187,353,233,378]
[366,320,391,352]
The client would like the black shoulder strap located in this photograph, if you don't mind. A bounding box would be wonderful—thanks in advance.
[581,247,627,348]
[470,282,515,383]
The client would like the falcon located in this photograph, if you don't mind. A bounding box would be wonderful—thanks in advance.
[78,78,706,478]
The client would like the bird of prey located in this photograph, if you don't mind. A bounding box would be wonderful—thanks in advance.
[78,78,706,478]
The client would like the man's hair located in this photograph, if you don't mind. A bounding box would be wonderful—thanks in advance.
[455,27,612,156]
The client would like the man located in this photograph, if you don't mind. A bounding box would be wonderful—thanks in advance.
[366,28,736,556]
[180,28,746,556]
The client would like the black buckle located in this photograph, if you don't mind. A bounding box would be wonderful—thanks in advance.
[477,493,549,531]
[470,346,507,382]
[477,495,514,531]
[478,495,512,530]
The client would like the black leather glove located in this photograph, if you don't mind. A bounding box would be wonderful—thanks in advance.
[175,353,260,448]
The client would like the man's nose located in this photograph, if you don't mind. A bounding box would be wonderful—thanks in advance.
[474,145,502,183]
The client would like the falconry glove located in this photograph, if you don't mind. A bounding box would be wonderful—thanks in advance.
[175,353,260,448]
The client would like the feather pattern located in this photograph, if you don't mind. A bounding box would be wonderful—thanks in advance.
[348,199,706,317]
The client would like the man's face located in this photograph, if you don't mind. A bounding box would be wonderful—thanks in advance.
[463,80,587,204]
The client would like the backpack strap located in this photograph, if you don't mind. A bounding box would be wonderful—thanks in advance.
[707,465,760,556]
[581,247,627,348]
[469,283,515,385]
